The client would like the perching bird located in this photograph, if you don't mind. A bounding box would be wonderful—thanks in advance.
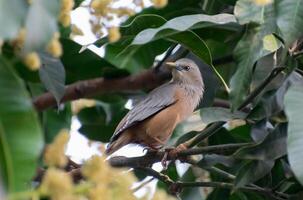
[106,58,204,155]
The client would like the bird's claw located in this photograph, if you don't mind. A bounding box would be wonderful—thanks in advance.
[160,144,188,168]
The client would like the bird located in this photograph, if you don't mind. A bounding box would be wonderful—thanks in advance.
[106,58,204,155]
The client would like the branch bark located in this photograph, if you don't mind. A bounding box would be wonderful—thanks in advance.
[108,143,250,168]
[33,68,169,111]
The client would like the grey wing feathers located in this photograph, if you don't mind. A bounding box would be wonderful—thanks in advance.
[109,83,177,143]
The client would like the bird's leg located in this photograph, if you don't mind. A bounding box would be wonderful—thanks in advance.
[161,144,188,168]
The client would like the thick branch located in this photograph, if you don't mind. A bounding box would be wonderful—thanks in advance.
[108,143,250,168]
[33,68,169,111]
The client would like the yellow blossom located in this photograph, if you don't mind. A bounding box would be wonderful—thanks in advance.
[59,0,74,27]
[71,24,84,36]
[24,52,41,71]
[253,0,273,6]
[44,129,70,167]
[91,0,112,15]
[39,168,73,200]
[60,12,72,27]
[152,0,168,8]
[88,183,110,200]
[82,155,113,183]
[62,0,74,11]
[11,28,26,49]
[108,27,121,43]
[46,32,63,58]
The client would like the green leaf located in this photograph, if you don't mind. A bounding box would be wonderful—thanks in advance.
[230,2,281,109]
[234,160,275,188]
[131,14,237,45]
[42,104,72,143]
[60,39,125,83]
[39,53,65,105]
[24,0,60,52]
[198,154,235,167]
[0,0,28,39]
[105,40,171,73]
[0,56,43,192]
[276,0,303,47]
[234,124,287,160]
[284,81,303,185]
[200,107,246,124]
[234,0,269,25]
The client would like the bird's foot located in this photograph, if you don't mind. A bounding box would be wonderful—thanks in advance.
[161,144,188,168]
[142,146,159,155]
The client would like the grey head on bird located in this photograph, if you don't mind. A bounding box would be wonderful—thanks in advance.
[106,58,204,155]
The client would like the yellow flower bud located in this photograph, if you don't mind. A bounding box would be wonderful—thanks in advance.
[253,0,273,6]
[91,0,111,15]
[39,168,73,200]
[82,155,113,183]
[59,12,72,27]
[88,183,110,200]
[62,0,74,12]
[24,52,41,71]
[44,129,70,167]
[108,27,121,43]
[46,32,63,58]
[152,0,168,8]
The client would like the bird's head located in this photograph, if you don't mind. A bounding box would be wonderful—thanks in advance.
[166,58,203,87]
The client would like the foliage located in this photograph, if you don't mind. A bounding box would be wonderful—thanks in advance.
[1,0,303,200]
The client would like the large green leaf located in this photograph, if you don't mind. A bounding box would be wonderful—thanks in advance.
[234,124,287,160]
[60,39,126,83]
[284,81,303,185]
[234,0,269,25]
[0,0,28,39]
[199,107,246,124]
[230,3,280,109]
[0,56,43,192]
[234,160,275,188]
[276,0,303,47]
[24,0,60,52]
[131,13,237,45]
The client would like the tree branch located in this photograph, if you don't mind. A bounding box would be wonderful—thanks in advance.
[108,143,250,168]
[33,68,169,111]
[136,167,288,200]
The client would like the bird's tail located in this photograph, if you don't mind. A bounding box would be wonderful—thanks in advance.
[105,132,132,155]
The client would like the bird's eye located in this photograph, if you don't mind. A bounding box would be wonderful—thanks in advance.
[183,66,190,71]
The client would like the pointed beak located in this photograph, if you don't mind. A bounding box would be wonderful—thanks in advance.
[166,62,177,70]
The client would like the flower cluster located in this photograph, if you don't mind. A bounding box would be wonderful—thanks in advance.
[88,0,168,43]
[44,129,70,167]
[59,0,75,27]
[36,129,138,200]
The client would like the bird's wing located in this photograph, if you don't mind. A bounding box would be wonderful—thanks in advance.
[109,83,177,143]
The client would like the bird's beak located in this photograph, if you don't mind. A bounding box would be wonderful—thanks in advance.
[166,62,183,71]
[166,62,177,70]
